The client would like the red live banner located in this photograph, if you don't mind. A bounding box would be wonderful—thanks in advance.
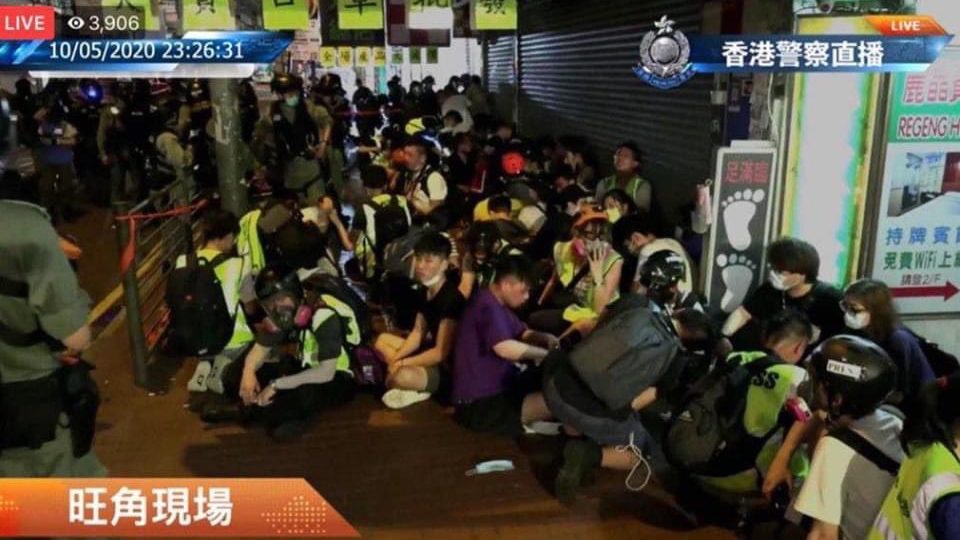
[865,15,949,36]
[0,478,359,537]
[0,5,56,40]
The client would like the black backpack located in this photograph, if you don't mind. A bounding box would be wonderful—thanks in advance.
[368,196,410,255]
[382,225,429,277]
[906,328,959,377]
[663,354,779,476]
[568,301,680,411]
[165,253,235,356]
[301,272,373,344]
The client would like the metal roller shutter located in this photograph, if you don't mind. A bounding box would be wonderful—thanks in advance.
[485,34,517,124]
[518,0,713,222]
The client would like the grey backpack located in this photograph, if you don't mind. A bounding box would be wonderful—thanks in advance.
[569,301,680,411]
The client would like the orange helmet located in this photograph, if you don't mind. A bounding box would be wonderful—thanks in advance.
[501,151,525,176]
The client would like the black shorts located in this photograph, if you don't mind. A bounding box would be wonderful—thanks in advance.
[453,368,541,437]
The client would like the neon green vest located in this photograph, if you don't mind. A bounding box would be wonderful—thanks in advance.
[299,288,363,375]
[870,442,960,540]
[237,209,266,274]
[554,241,622,322]
[697,352,810,494]
[174,248,254,352]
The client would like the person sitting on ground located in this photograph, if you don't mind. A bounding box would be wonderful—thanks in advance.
[353,164,412,281]
[375,231,465,409]
[869,373,960,540]
[794,335,903,540]
[841,278,934,410]
[617,212,696,296]
[543,306,718,504]
[401,137,449,229]
[452,255,561,437]
[638,250,704,315]
[595,141,653,214]
[177,209,255,394]
[531,207,623,341]
[600,188,638,225]
[215,264,356,441]
[722,237,844,351]
[693,311,814,498]
[459,220,524,299]
[549,164,592,218]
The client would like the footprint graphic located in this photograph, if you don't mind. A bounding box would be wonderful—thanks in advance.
[716,253,757,313]
[722,189,766,251]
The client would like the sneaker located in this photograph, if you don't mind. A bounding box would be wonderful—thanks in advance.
[523,421,563,436]
[381,389,432,410]
[205,355,233,395]
[555,438,602,505]
[187,362,212,393]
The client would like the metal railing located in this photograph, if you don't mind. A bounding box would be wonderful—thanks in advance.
[114,183,205,389]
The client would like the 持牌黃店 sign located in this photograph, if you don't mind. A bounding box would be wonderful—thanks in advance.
[703,145,777,314]
[870,49,960,315]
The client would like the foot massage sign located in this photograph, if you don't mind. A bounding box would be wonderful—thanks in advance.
[0,479,358,537]
[703,145,777,314]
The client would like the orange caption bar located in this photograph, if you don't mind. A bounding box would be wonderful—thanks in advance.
[865,15,948,36]
[0,478,359,538]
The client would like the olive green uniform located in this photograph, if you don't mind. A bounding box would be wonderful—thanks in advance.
[0,200,106,477]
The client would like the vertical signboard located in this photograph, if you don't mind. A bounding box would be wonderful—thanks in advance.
[870,49,960,314]
[704,146,778,314]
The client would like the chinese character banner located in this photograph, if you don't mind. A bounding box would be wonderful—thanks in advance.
[870,49,960,316]
[689,33,952,74]
[262,0,311,31]
[0,478,358,537]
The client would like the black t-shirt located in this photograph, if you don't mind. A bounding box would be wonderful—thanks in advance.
[417,278,465,346]
[737,281,844,350]
[445,153,476,189]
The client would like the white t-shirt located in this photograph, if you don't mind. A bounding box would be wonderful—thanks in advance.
[794,408,904,540]
[412,170,448,206]
[441,94,474,134]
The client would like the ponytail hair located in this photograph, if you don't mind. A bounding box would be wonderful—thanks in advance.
[901,374,960,461]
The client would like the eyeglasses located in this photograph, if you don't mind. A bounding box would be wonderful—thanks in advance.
[839,300,865,314]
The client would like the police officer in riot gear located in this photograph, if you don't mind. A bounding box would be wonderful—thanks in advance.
[0,97,105,478]
[252,73,333,205]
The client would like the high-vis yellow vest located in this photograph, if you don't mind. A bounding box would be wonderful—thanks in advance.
[237,209,266,274]
[869,442,960,540]
[300,306,351,374]
[174,248,254,352]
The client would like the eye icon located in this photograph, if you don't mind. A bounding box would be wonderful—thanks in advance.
[67,16,86,30]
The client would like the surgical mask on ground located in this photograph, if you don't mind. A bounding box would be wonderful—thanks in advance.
[844,311,870,330]
[285,95,300,108]
[769,271,789,291]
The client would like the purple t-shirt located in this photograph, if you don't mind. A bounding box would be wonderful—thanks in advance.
[451,289,527,404]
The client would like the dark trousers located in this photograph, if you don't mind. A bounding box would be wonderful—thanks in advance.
[222,355,356,429]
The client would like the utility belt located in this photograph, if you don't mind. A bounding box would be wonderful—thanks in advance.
[0,359,100,458]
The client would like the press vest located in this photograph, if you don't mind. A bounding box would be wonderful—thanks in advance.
[870,442,960,540]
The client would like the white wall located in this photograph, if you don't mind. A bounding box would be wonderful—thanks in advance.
[903,319,960,355]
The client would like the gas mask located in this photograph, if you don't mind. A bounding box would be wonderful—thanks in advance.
[264,294,313,333]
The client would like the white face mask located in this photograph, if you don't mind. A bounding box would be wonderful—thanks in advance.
[844,311,870,330]
[769,270,789,291]
[419,262,448,288]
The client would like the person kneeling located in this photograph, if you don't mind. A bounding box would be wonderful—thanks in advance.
[375,231,465,409]
[218,265,356,441]
[452,255,560,437]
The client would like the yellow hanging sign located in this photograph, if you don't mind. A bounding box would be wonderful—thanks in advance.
[337,46,355,68]
[182,0,235,30]
[320,46,338,67]
[473,0,517,30]
[337,0,384,30]
[372,47,387,67]
[262,0,311,30]
[355,46,372,66]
